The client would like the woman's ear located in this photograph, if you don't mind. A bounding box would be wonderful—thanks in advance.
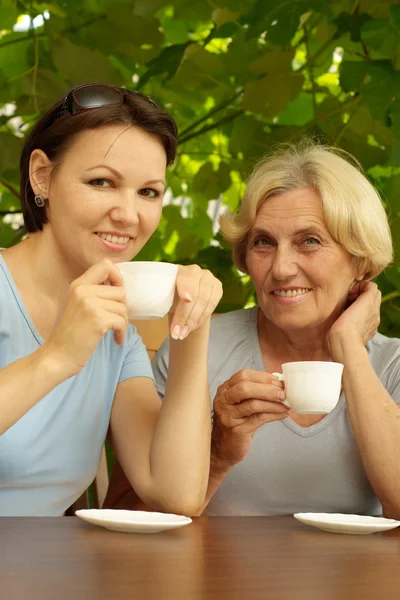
[29,149,53,198]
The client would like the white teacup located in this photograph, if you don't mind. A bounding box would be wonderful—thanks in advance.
[271,361,344,414]
[115,261,178,320]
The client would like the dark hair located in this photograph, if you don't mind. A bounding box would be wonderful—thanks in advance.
[20,88,178,232]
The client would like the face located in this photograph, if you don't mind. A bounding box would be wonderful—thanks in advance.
[245,187,361,333]
[31,124,166,272]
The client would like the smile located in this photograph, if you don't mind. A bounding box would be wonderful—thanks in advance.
[272,288,311,298]
[95,232,130,245]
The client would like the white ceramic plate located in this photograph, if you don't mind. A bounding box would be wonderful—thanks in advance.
[75,509,192,534]
[294,512,400,535]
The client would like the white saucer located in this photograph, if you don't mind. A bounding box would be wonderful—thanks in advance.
[75,509,192,534]
[294,513,400,535]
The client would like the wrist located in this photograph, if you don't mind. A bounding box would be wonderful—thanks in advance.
[329,331,368,365]
[37,343,80,381]
[210,441,235,476]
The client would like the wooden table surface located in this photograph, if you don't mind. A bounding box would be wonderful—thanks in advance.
[1,516,400,600]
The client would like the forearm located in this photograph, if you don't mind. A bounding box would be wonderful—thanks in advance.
[193,451,232,515]
[0,345,70,435]
[149,320,212,514]
[331,334,400,517]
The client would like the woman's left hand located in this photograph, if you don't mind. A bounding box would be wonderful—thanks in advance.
[327,280,381,350]
[169,265,223,340]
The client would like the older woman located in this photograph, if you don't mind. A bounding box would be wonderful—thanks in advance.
[105,141,400,518]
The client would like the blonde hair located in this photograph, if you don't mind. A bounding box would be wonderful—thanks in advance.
[220,141,393,279]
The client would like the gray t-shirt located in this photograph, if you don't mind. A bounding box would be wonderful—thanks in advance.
[152,307,400,516]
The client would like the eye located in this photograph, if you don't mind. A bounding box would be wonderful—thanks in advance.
[139,188,161,199]
[302,237,320,246]
[88,178,112,188]
[253,236,273,248]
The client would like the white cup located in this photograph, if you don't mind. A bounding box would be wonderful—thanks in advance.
[115,261,178,320]
[271,361,344,414]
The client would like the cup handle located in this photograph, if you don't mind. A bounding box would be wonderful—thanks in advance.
[271,372,290,408]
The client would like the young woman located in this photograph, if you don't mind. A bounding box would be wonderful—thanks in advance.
[0,83,222,516]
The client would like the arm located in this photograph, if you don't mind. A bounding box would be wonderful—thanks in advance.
[0,347,71,435]
[328,281,400,519]
[0,259,128,435]
[193,371,289,515]
[110,321,211,516]
[109,264,223,516]
[330,333,400,519]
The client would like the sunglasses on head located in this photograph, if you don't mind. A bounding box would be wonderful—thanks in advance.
[53,83,159,122]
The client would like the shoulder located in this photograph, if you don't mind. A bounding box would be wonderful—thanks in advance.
[209,307,257,340]
[367,332,400,370]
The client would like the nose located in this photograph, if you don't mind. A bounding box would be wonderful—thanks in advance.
[109,193,140,227]
[271,244,299,280]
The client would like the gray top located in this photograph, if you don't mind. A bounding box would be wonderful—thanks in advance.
[152,307,400,516]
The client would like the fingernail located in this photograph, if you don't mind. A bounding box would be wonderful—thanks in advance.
[171,325,181,340]
[277,391,286,400]
[179,325,189,340]
[184,292,193,302]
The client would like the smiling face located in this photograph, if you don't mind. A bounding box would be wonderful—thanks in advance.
[245,187,362,334]
[31,124,167,274]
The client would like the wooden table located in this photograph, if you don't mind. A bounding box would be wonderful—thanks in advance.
[1,516,400,599]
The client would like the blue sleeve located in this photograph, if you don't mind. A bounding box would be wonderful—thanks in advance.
[151,337,170,400]
[119,324,154,383]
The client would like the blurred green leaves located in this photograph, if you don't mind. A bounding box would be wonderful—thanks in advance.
[0,0,399,331]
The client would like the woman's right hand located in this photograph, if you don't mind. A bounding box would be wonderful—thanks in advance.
[44,259,128,377]
[212,369,289,470]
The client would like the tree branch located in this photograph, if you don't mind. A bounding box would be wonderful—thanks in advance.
[179,109,243,144]
[179,89,243,137]
[0,177,20,200]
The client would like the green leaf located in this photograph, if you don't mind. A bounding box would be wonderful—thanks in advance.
[389,4,400,31]
[333,12,372,42]
[0,34,31,79]
[106,4,163,48]
[172,0,213,21]
[22,68,69,112]
[171,44,227,90]
[212,8,241,27]
[277,92,314,126]
[1,0,19,30]
[134,0,171,17]
[192,161,231,200]
[229,114,269,158]
[0,134,23,174]
[243,74,304,117]
[361,19,399,58]
[51,38,122,85]
[139,43,189,88]
[244,0,332,45]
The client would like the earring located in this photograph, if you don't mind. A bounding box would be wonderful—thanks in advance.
[34,194,45,207]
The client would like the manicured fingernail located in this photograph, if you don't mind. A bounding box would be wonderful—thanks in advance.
[179,325,189,340]
[184,292,193,302]
[171,325,181,339]
[277,391,286,400]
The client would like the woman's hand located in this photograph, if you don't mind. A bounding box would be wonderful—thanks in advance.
[169,265,223,340]
[44,259,128,377]
[327,280,381,355]
[212,369,289,469]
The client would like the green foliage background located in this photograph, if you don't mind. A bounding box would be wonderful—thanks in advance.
[0,0,399,335]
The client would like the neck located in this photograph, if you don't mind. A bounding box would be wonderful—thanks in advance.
[5,230,84,305]
[257,309,333,362]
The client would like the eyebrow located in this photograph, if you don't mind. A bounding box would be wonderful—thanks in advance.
[250,226,325,239]
[85,165,165,187]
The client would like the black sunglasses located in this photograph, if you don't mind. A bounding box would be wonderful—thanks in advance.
[53,83,159,122]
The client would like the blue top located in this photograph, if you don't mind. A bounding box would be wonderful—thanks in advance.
[0,253,154,516]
